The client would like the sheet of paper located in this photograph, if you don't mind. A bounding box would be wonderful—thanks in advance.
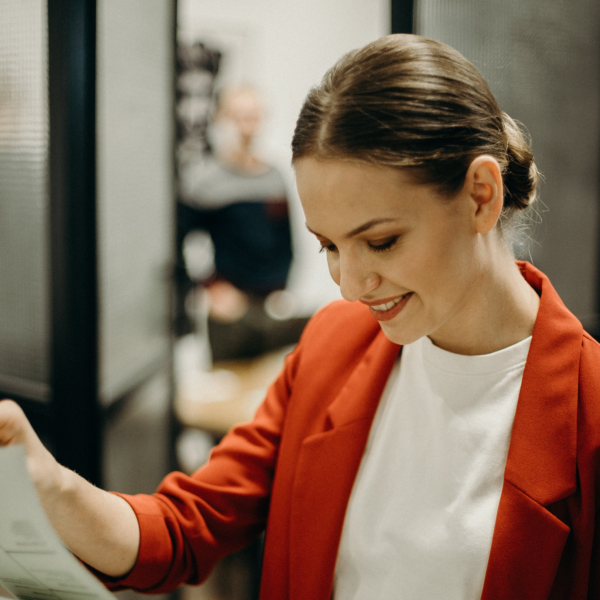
[0,445,116,600]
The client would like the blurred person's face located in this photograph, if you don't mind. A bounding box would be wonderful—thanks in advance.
[220,89,263,141]
[295,157,491,348]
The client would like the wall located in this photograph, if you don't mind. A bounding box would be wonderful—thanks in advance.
[416,0,600,326]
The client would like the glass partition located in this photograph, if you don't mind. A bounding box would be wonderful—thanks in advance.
[0,0,50,401]
[97,0,175,405]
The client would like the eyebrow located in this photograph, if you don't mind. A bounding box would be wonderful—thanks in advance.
[306,218,402,239]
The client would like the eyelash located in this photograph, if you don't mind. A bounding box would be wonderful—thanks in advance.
[318,244,336,254]
[318,237,399,254]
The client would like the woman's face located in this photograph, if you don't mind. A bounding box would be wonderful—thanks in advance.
[295,157,486,347]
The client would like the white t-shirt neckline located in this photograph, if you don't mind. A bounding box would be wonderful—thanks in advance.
[421,334,532,375]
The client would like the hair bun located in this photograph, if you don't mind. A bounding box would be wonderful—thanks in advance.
[502,112,539,211]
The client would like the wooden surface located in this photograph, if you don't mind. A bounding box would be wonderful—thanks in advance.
[175,347,291,436]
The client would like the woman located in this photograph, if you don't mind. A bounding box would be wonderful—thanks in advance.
[1,34,599,600]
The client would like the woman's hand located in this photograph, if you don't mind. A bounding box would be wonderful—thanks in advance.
[0,399,140,578]
[0,399,64,502]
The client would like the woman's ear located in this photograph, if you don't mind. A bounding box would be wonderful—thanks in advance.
[463,155,504,233]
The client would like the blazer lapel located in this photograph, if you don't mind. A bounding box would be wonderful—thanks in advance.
[481,263,582,599]
[289,329,399,600]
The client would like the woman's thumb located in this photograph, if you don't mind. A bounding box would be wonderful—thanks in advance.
[0,399,31,446]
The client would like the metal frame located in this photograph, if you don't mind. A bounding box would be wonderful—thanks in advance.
[391,0,415,34]
[48,0,102,485]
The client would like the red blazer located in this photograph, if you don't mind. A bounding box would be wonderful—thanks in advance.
[104,262,600,599]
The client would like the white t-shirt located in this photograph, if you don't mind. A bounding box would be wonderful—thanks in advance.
[333,334,532,600]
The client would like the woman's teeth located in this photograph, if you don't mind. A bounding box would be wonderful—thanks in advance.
[371,293,409,311]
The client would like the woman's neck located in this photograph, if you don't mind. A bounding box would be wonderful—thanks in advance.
[429,246,540,356]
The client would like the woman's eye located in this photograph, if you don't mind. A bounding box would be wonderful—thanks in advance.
[318,243,338,254]
[368,236,399,253]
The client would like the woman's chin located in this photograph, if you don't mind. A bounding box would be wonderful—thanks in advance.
[379,322,425,347]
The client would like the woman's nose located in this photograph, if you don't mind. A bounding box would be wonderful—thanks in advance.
[336,254,380,302]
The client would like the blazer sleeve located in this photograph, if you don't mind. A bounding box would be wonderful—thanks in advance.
[96,340,303,594]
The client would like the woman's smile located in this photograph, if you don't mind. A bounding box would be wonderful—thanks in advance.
[360,292,414,321]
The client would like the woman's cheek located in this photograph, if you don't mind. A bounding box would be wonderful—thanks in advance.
[328,254,341,286]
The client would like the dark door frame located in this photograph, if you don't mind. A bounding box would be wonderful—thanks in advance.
[391,0,414,34]
[47,0,102,485]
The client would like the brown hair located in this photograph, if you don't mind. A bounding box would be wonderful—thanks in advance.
[291,34,539,214]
